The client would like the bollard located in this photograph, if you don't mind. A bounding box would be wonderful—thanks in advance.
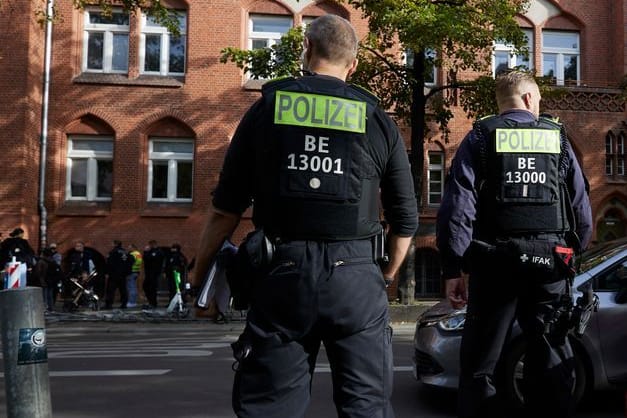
[0,287,52,418]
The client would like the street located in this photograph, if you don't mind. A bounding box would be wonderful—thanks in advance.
[0,319,624,417]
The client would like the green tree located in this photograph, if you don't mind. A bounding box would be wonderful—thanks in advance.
[348,0,529,202]
[352,0,530,303]
[220,27,305,80]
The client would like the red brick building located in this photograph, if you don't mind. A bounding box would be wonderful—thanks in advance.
[0,0,625,298]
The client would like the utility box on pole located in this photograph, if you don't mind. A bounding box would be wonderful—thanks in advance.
[0,287,52,418]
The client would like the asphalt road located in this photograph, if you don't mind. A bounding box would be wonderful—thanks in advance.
[0,318,624,417]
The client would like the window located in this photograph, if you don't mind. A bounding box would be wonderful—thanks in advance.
[248,15,292,50]
[542,31,580,85]
[83,9,130,73]
[493,28,533,76]
[140,11,187,75]
[148,139,193,202]
[593,258,627,292]
[66,137,113,201]
[302,16,316,28]
[404,49,437,86]
[606,132,626,177]
[427,151,444,205]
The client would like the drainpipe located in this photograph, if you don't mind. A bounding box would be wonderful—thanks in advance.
[38,0,54,253]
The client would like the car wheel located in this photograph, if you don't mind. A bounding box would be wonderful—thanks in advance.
[499,338,587,410]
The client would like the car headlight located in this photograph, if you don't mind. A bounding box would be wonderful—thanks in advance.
[420,311,466,331]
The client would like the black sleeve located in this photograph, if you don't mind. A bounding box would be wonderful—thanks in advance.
[375,109,418,237]
[212,99,265,215]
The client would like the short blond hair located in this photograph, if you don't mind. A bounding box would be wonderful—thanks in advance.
[495,70,537,103]
[305,14,358,67]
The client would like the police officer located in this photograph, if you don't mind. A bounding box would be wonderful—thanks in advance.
[142,240,165,308]
[104,240,132,309]
[436,70,593,418]
[192,14,417,418]
[0,227,36,267]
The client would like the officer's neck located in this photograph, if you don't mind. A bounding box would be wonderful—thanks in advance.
[306,61,350,81]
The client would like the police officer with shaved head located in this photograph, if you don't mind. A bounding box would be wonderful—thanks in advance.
[192,14,417,418]
[437,70,593,418]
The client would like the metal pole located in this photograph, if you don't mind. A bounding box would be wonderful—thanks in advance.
[38,0,54,252]
[0,287,52,418]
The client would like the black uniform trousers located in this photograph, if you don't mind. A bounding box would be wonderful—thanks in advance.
[458,238,575,418]
[232,239,394,418]
[105,274,128,309]
[143,270,160,307]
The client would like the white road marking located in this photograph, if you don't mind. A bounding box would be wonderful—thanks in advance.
[49,349,215,358]
[0,369,171,378]
[314,364,413,373]
[1,366,414,377]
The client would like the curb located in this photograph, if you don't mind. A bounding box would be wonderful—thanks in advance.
[44,302,440,326]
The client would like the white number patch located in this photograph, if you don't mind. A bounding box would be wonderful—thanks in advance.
[286,154,344,174]
[505,171,546,184]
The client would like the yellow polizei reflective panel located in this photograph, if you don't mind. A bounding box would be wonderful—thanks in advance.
[495,129,561,153]
[274,90,366,133]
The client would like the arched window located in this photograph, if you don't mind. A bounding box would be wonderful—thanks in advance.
[145,117,195,203]
[597,206,627,242]
[65,115,115,202]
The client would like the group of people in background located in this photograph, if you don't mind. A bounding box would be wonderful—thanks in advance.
[101,239,189,310]
[0,228,191,312]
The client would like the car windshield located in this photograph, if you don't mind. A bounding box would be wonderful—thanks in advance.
[578,238,627,273]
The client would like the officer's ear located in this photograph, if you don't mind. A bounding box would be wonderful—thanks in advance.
[521,91,532,109]
[301,38,312,71]
[347,58,358,78]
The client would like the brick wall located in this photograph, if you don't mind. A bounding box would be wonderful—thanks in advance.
[0,0,625,272]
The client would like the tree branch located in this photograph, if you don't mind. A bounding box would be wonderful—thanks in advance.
[424,81,475,100]
[361,45,406,79]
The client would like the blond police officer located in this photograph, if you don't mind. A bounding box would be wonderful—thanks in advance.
[437,70,592,418]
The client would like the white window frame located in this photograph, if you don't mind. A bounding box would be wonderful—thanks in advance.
[605,132,626,176]
[66,136,114,202]
[248,14,292,50]
[139,11,187,76]
[427,151,444,206]
[147,138,194,202]
[542,30,580,86]
[617,133,625,176]
[606,133,614,176]
[82,8,129,73]
[403,49,438,87]
[493,28,533,76]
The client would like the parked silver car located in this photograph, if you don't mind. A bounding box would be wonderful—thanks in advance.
[413,238,627,407]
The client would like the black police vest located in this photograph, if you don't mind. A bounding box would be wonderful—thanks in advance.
[251,77,382,241]
[473,115,569,237]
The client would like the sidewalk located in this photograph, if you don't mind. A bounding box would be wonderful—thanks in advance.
[44,300,438,326]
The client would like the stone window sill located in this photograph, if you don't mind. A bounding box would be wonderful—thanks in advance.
[56,201,111,217]
[140,203,193,218]
[73,73,184,88]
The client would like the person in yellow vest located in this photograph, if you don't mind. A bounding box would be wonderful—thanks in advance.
[126,243,143,308]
